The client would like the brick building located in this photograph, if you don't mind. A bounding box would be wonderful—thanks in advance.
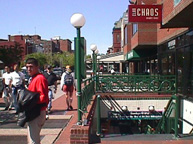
[52,39,72,53]
[0,35,27,59]
[112,20,122,53]
[0,35,72,58]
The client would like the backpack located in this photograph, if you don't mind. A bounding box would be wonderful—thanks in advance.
[64,72,73,86]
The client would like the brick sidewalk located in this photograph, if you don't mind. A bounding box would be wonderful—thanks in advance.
[53,91,78,144]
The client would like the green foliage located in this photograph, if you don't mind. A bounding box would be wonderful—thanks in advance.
[23,51,75,69]
[24,53,47,69]
[86,54,91,59]
[50,51,74,68]
[0,42,24,66]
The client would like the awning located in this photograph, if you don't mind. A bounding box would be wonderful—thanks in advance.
[126,50,140,61]
[0,60,4,69]
[99,54,124,63]
[125,47,157,61]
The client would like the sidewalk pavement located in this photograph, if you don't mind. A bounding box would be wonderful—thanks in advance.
[0,88,78,144]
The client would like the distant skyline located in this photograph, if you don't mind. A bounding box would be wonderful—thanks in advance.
[0,0,129,54]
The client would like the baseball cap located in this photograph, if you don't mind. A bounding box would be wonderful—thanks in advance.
[66,65,70,69]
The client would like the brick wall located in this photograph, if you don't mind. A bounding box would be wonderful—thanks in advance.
[70,96,97,144]
[60,39,72,52]
[70,125,90,144]
[123,23,132,55]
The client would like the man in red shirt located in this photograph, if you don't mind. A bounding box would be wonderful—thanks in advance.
[26,58,49,144]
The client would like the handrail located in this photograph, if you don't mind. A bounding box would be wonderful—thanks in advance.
[155,94,180,138]
[81,77,95,113]
[155,95,176,134]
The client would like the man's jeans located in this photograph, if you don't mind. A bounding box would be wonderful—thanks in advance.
[48,89,53,110]
[3,87,13,108]
[12,86,21,112]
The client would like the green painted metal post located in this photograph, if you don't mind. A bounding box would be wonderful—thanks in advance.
[174,95,179,138]
[76,28,82,124]
[96,58,99,91]
[94,54,97,74]
[92,51,96,93]
[92,52,96,76]
[97,95,101,136]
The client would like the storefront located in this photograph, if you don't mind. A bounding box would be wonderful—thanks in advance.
[125,48,157,74]
[158,29,193,96]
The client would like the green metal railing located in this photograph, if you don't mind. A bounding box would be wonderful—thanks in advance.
[80,74,176,114]
[96,74,176,94]
[155,95,180,137]
[81,77,95,113]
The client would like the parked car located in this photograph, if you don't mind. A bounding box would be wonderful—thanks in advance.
[53,68,63,80]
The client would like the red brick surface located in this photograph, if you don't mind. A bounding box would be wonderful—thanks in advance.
[53,90,78,144]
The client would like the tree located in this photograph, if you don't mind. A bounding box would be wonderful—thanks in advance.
[23,51,75,70]
[86,54,91,59]
[52,52,74,68]
[0,42,24,66]
[24,53,47,69]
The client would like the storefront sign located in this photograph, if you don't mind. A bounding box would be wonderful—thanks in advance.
[127,51,134,59]
[168,39,176,49]
[128,5,162,23]
[126,50,140,60]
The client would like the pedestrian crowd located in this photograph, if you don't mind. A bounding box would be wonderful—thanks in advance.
[1,58,76,144]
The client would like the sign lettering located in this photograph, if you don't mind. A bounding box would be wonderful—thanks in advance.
[129,5,162,23]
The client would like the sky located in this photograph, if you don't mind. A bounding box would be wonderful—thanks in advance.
[0,0,129,54]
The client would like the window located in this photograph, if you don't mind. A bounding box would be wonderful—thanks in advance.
[174,0,181,6]
[117,34,120,43]
[124,26,128,45]
[133,23,138,35]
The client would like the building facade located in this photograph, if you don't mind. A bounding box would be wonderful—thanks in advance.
[112,20,122,53]
[121,0,193,96]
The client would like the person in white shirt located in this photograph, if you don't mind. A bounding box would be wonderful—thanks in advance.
[60,65,76,110]
[111,68,115,75]
[10,63,25,113]
[2,66,13,110]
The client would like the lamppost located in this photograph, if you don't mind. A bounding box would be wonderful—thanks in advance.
[90,44,98,76]
[94,49,99,75]
[70,13,86,124]
[97,55,101,74]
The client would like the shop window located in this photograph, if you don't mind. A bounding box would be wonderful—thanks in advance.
[124,26,128,45]
[174,0,181,7]
[133,23,138,35]
[117,34,120,43]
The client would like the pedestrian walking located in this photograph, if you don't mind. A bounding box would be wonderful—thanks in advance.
[111,68,115,75]
[2,66,13,110]
[60,65,75,110]
[10,63,25,113]
[25,58,49,144]
[43,65,57,114]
